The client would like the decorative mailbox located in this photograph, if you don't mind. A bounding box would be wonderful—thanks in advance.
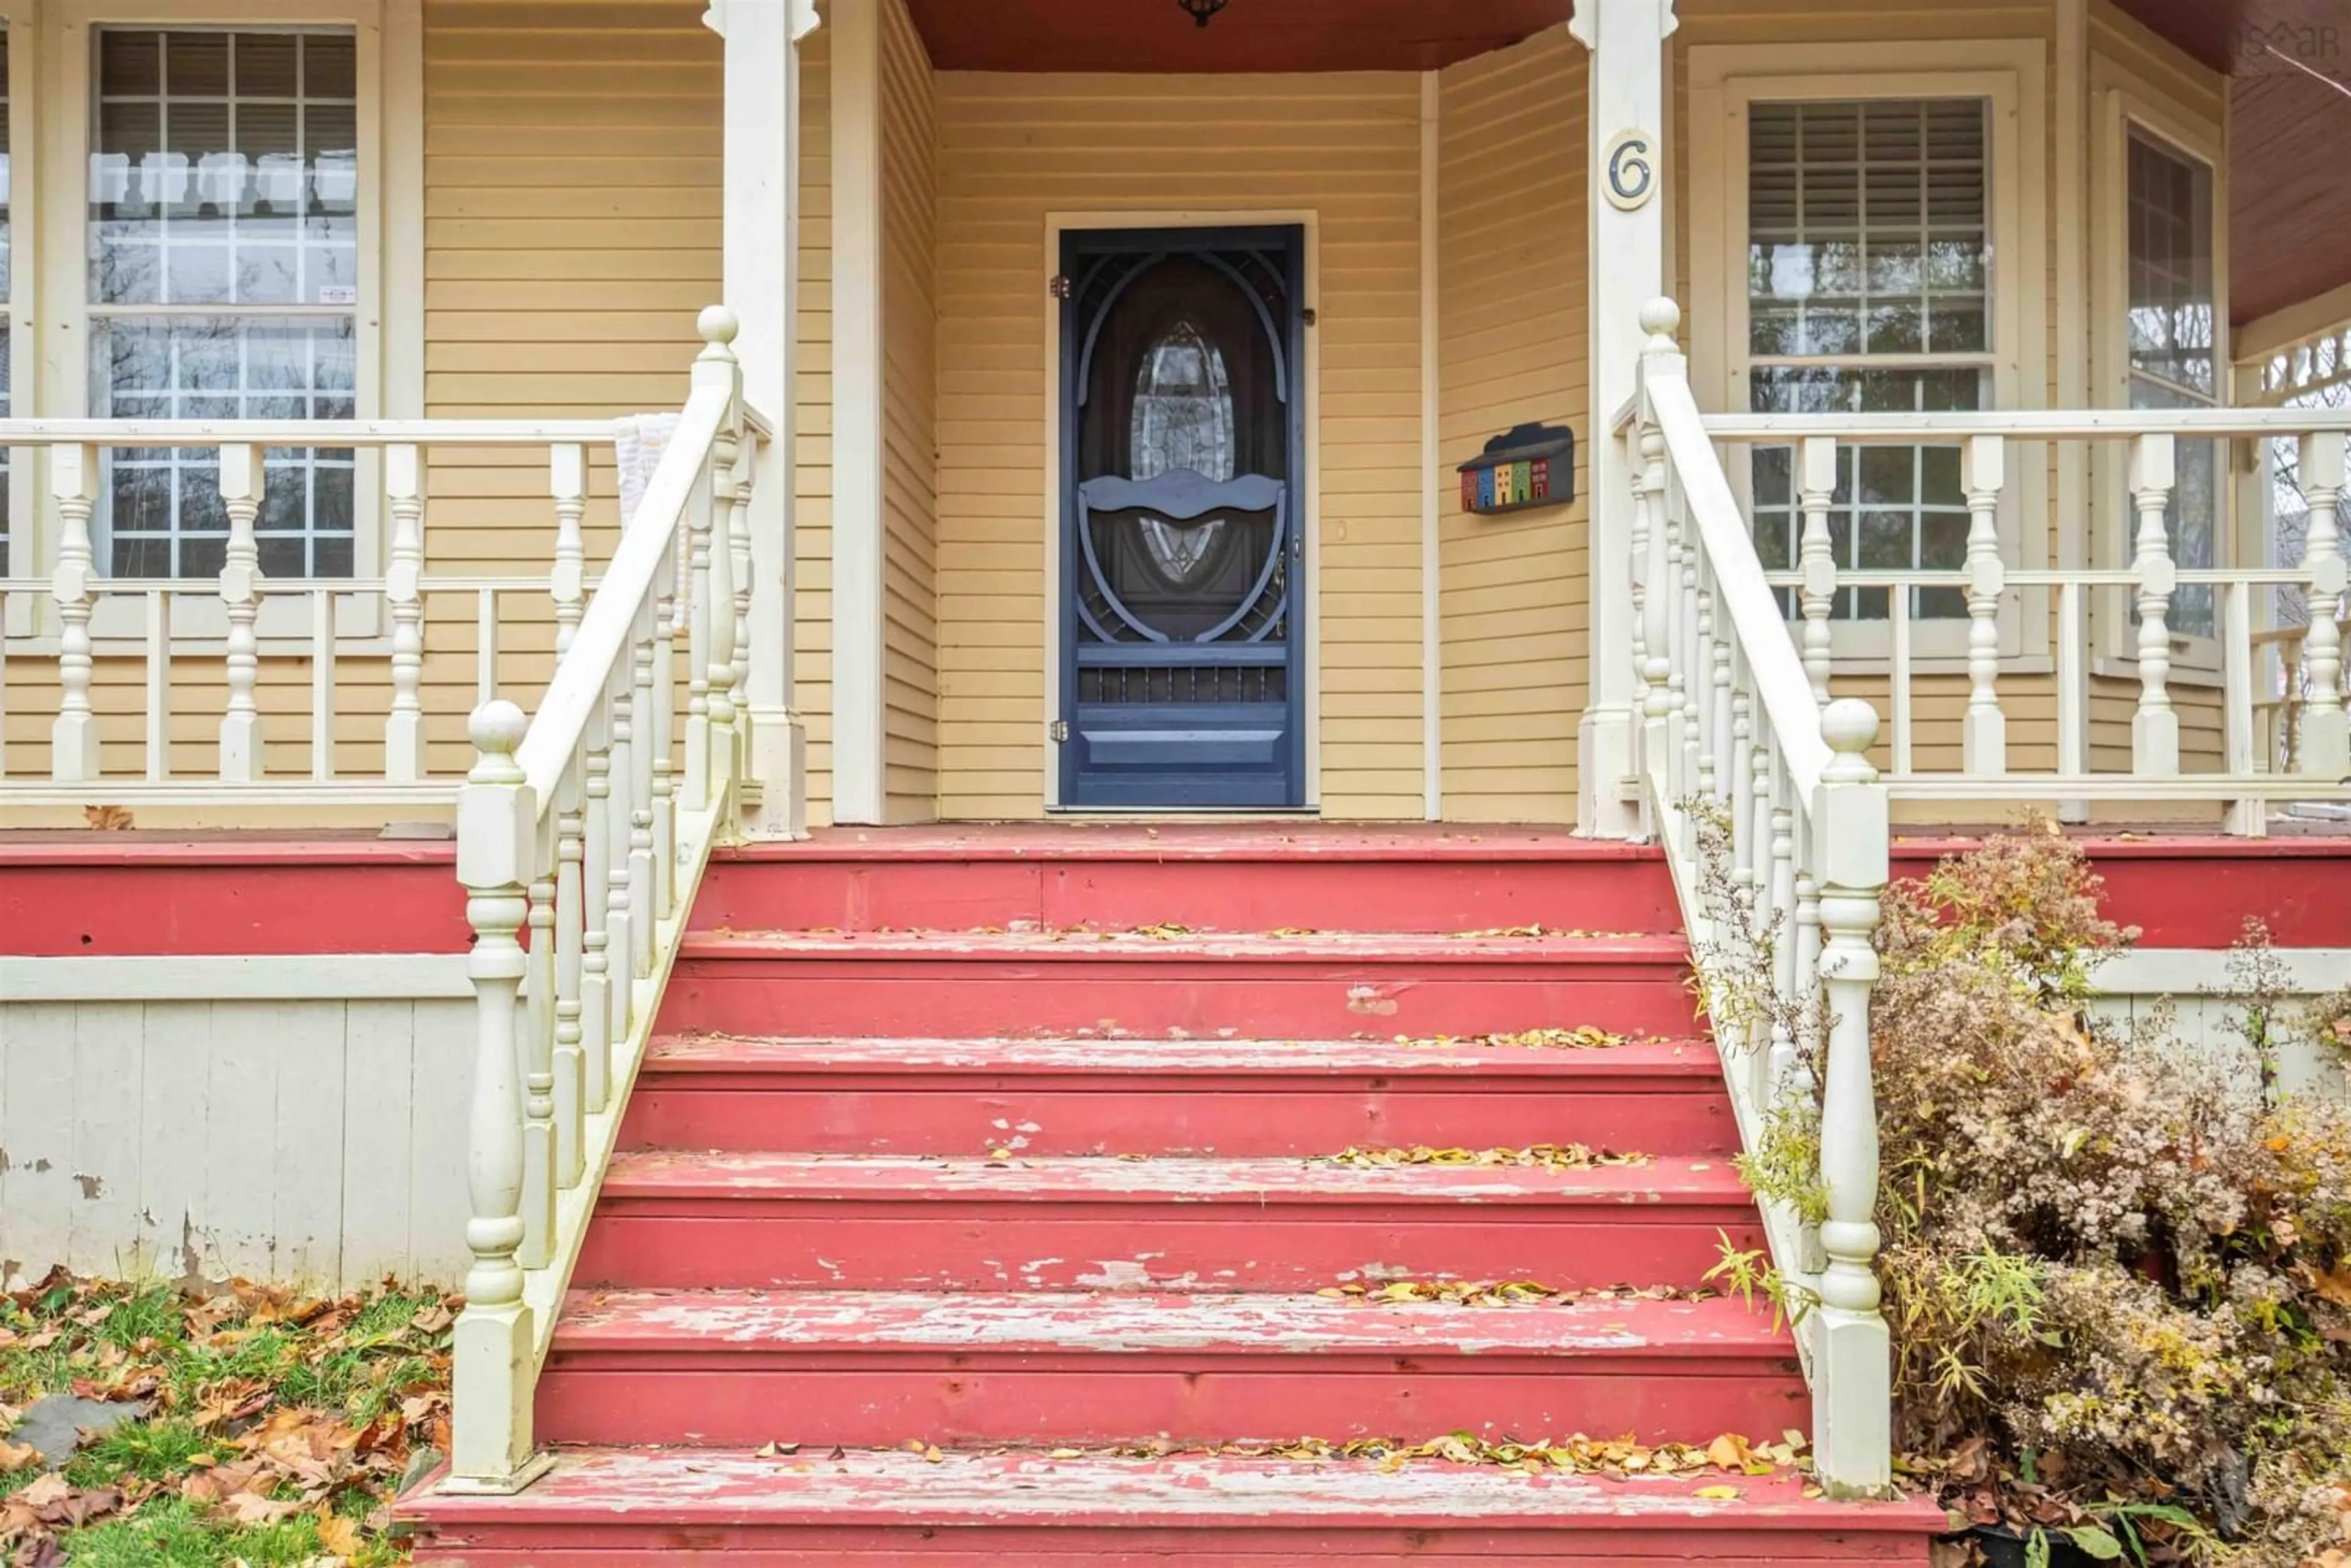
[1458,422,1574,516]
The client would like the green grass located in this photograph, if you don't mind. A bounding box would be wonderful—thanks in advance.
[0,1274,450,1566]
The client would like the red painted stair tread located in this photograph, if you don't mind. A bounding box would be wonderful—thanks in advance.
[534,1289,1809,1447]
[595,1149,1735,1202]
[640,1032,1718,1075]
[550,1286,1790,1356]
[405,1446,1943,1563]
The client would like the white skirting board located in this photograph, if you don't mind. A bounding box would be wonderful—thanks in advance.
[0,955,476,1290]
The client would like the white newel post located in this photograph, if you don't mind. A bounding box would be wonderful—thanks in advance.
[450,702,550,1493]
[714,0,816,836]
[217,445,266,781]
[1810,697,1891,1496]
[1572,0,1676,836]
[50,445,102,783]
[2298,432,2348,778]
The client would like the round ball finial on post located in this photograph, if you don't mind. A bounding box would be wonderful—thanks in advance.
[468,700,529,783]
[1638,296,1682,354]
[1820,698,1881,782]
[697,305,742,356]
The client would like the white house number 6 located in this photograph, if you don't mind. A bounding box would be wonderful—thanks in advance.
[1605,129,1656,211]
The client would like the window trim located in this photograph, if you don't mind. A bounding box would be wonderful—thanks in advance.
[2,15,34,634]
[1688,39,2052,673]
[2089,60,2232,681]
[10,0,422,653]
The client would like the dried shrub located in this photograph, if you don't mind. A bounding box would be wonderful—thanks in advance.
[1727,825,2351,1564]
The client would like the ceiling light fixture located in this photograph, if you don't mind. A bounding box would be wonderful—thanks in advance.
[1177,0,1228,28]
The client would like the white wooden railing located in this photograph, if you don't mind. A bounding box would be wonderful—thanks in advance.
[443,309,766,1491]
[1622,296,2351,1497]
[1694,402,2350,822]
[1623,299,1893,1496]
[0,414,662,806]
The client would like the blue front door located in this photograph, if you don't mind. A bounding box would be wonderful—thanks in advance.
[1057,226,1307,809]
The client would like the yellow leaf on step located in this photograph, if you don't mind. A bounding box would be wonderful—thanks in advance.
[1696,1485,1743,1500]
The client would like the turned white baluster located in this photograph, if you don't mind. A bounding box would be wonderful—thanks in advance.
[1681,519,1704,806]
[1810,697,1891,1495]
[729,438,755,738]
[700,312,746,806]
[1730,684,1755,886]
[1628,417,1657,729]
[550,443,588,656]
[1711,585,1736,811]
[451,702,544,1488]
[1693,571,1718,802]
[50,445,102,782]
[553,755,588,1142]
[1961,434,2006,775]
[652,541,682,923]
[1660,489,1689,806]
[629,600,659,979]
[525,815,572,1197]
[578,705,614,1120]
[2129,433,2180,776]
[604,666,637,1053]
[684,436,716,814]
[1797,436,1839,703]
[2298,431,2348,777]
[217,446,265,782]
[1766,750,1801,1095]
[385,445,426,782]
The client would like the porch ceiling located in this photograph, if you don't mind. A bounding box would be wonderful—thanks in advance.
[902,0,1571,73]
[2115,0,2351,329]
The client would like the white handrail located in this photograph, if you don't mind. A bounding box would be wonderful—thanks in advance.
[445,306,772,1493]
[1701,407,2351,440]
[0,418,617,445]
[1646,358,1834,802]
[516,384,729,809]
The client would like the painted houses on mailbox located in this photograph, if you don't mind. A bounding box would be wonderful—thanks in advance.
[1,0,2348,1561]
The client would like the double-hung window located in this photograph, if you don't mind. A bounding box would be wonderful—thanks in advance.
[90,26,360,582]
[1744,97,1991,623]
[2122,126,2219,639]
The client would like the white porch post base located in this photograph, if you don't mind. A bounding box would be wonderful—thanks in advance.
[445,1303,550,1495]
[1578,707,1642,838]
[743,708,809,839]
[1811,1307,1894,1497]
[2132,709,2180,777]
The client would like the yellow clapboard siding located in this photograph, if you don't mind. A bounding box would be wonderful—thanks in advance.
[1438,24,1587,823]
[879,0,942,822]
[931,67,1427,820]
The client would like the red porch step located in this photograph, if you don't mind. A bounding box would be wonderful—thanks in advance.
[658,930,1697,1039]
[534,1289,1806,1448]
[694,825,1682,936]
[405,834,1943,1565]
[573,1150,1760,1294]
[620,1033,1738,1157]
[408,1446,1943,1565]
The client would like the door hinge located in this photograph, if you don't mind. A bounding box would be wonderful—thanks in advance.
[1049,274,1073,299]
[1301,306,1318,327]
[1048,719,1070,743]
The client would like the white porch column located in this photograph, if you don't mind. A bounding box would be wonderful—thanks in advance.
[827,0,887,825]
[710,0,819,838]
[1572,0,1676,838]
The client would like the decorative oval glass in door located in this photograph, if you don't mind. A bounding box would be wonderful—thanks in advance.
[1060,228,1304,808]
